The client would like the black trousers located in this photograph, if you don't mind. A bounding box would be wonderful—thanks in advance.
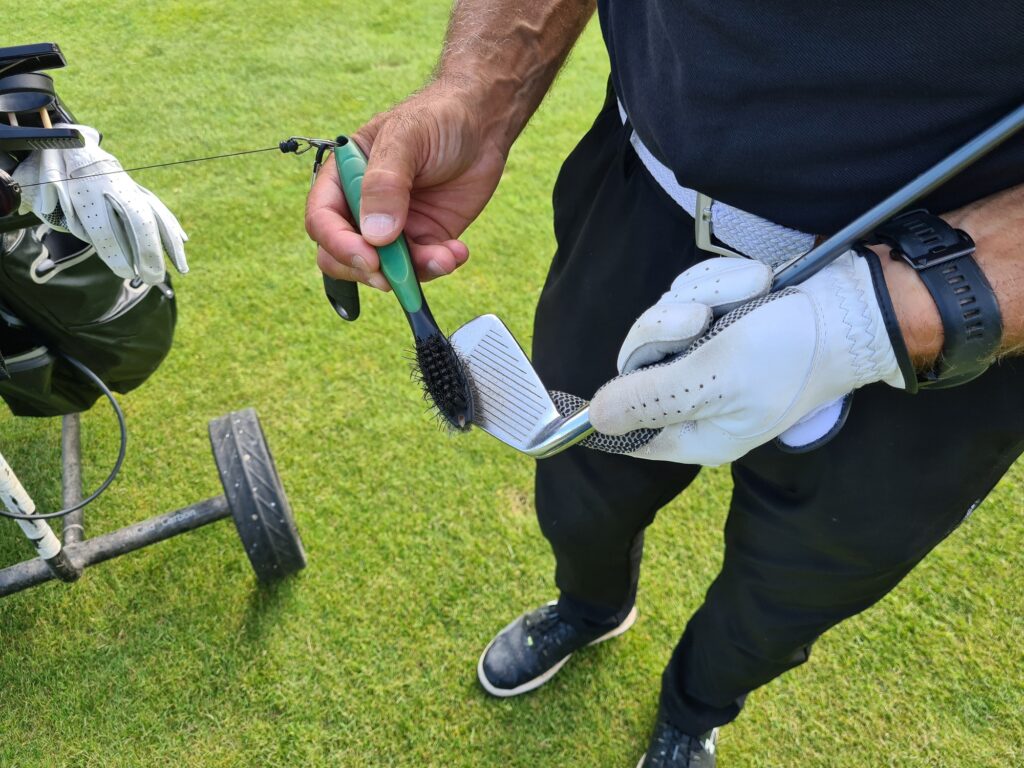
[532,90,1024,736]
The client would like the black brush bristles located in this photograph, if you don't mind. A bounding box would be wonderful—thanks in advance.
[413,332,475,432]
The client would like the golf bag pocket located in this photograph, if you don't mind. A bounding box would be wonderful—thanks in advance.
[0,345,77,416]
[0,223,176,417]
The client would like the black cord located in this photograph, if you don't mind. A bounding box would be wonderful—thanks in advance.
[0,351,127,520]
[17,145,281,188]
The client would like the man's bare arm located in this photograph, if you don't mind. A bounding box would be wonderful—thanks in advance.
[877,183,1024,368]
[307,0,596,287]
[438,0,597,153]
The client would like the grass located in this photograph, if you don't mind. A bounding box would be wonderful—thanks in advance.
[1,2,1022,766]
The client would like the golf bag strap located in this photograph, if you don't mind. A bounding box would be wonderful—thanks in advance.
[617,100,816,267]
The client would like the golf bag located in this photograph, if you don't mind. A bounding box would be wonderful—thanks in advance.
[0,222,176,416]
[0,41,178,418]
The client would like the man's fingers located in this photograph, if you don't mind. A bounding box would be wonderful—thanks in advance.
[307,162,470,284]
[447,239,470,265]
[317,247,391,292]
[307,123,471,285]
[307,163,382,274]
[591,353,728,435]
[617,302,712,373]
[408,238,470,281]
[305,159,350,224]
[637,421,735,467]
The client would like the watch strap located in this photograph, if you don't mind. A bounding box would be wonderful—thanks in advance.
[873,209,1001,389]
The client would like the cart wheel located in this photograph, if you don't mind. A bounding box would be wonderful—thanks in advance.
[209,408,306,582]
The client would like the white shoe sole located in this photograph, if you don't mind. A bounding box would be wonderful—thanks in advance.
[477,601,639,698]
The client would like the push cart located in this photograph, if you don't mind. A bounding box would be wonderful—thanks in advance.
[0,407,306,597]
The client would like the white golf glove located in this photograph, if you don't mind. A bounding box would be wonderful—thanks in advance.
[13,123,188,284]
[589,254,909,466]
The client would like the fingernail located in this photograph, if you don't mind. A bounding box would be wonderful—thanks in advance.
[361,214,396,238]
[351,254,369,272]
[368,273,391,292]
[426,259,447,278]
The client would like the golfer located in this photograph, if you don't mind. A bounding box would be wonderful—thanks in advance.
[307,2,1024,764]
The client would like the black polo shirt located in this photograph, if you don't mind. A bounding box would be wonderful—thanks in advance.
[598,1,1024,234]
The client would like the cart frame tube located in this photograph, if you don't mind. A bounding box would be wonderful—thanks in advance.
[0,495,230,596]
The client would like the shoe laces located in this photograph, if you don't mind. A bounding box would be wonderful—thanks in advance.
[523,604,576,657]
[649,720,705,766]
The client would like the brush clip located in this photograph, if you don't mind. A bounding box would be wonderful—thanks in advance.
[282,135,361,321]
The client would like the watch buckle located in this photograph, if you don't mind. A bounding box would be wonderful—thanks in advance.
[899,233,975,270]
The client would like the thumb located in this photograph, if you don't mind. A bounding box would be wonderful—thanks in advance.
[669,257,773,316]
[354,125,419,246]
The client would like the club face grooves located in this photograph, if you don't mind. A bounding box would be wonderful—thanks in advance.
[450,315,561,452]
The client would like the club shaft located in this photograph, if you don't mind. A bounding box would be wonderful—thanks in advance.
[773,102,1024,289]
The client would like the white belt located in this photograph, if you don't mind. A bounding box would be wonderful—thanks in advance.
[617,100,815,267]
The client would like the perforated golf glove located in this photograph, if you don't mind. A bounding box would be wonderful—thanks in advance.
[589,254,910,466]
[13,123,188,284]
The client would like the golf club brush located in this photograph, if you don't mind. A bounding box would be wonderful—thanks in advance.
[333,136,474,431]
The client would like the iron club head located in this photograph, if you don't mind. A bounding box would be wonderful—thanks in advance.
[449,314,593,458]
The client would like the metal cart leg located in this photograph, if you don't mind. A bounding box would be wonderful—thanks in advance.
[61,412,84,545]
[0,408,304,597]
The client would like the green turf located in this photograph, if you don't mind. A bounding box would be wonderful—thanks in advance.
[1,3,1022,766]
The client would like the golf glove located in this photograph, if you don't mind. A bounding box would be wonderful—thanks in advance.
[13,123,188,284]
[589,254,909,466]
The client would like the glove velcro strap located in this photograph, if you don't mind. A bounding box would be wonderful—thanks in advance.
[859,246,918,393]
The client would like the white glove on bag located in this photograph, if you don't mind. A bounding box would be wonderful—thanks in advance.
[589,254,907,466]
[13,123,188,284]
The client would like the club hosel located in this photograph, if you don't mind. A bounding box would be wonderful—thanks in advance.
[529,405,596,458]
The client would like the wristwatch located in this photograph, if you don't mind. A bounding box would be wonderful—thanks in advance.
[872,209,1002,389]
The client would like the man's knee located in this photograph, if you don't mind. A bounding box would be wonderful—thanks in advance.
[535,478,643,553]
[672,596,816,710]
[701,594,815,666]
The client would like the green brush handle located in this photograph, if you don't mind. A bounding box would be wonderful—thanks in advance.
[333,137,423,314]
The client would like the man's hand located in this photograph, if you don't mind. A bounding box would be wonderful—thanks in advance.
[589,254,908,466]
[307,0,596,291]
[306,83,505,290]
[13,123,188,285]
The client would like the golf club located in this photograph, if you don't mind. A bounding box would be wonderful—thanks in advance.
[452,101,1024,458]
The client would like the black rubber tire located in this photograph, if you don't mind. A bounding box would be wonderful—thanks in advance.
[209,408,306,582]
